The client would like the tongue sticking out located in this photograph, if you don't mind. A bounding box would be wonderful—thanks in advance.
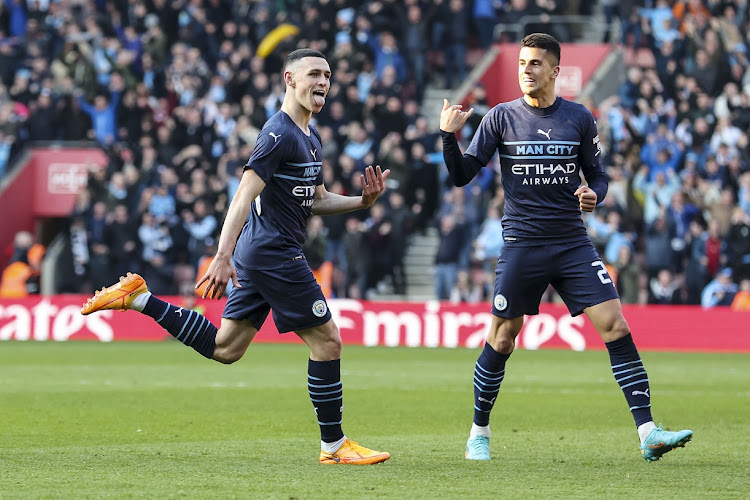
[313,94,325,106]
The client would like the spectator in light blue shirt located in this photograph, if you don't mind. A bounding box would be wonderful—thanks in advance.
[149,185,176,221]
[640,137,682,182]
[473,205,504,266]
[343,123,373,161]
[367,31,407,83]
[76,78,123,145]
[701,268,739,307]
[639,0,675,48]
[633,167,682,224]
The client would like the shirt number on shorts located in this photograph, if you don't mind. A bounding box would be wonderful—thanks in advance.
[591,260,612,285]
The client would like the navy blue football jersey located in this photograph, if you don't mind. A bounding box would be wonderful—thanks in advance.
[235,111,324,269]
[465,97,606,244]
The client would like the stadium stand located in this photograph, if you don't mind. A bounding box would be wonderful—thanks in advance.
[1,0,749,306]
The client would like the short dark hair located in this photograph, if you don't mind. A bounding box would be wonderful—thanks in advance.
[521,33,561,65]
[284,49,327,72]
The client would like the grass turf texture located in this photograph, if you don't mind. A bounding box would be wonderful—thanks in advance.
[1,342,748,499]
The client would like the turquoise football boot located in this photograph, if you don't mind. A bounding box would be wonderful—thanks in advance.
[641,426,693,462]
[465,435,491,460]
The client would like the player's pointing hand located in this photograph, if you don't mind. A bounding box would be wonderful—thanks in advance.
[360,165,390,208]
[574,186,598,212]
[440,98,474,134]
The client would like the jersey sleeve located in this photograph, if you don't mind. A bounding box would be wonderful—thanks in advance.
[579,111,608,204]
[465,107,503,165]
[244,130,290,183]
[441,131,485,187]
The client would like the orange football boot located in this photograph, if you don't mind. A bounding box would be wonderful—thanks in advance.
[80,273,148,315]
[319,439,391,465]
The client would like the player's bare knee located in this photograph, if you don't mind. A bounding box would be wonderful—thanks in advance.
[315,328,342,360]
[610,319,631,340]
[600,317,630,343]
[323,333,343,359]
[487,318,521,354]
[212,321,256,364]
[212,346,244,364]
[486,331,515,354]
[494,336,515,354]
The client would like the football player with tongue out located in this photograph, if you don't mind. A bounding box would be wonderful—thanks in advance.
[81,49,391,465]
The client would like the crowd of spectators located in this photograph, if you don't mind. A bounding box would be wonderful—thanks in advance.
[1,0,749,310]
[585,0,750,309]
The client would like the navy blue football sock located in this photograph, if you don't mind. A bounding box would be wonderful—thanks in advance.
[473,342,510,426]
[308,358,344,443]
[606,333,653,427]
[142,295,217,359]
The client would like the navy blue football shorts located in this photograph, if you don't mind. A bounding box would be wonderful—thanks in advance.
[223,257,331,333]
[491,240,619,318]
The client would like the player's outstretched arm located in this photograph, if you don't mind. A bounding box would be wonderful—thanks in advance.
[311,165,391,215]
[195,169,266,299]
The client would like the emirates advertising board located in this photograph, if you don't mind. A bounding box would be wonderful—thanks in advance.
[0,297,748,353]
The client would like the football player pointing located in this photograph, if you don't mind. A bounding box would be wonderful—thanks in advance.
[440,33,692,462]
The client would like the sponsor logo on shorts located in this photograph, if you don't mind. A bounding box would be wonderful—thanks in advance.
[312,299,328,317]
[494,294,507,311]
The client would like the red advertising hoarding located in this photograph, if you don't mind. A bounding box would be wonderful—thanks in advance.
[31,148,109,216]
[1,297,748,353]
[0,147,109,269]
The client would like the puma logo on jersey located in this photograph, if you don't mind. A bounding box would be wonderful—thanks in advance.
[175,307,184,317]
[632,388,650,398]
[537,128,552,140]
[269,132,281,142]
[310,149,317,160]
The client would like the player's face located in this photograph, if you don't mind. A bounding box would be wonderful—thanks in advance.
[518,47,559,98]
[290,57,331,114]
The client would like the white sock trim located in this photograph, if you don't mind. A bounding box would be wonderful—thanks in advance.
[321,435,347,454]
[131,291,151,312]
[470,423,491,438]
[638,421,656,444]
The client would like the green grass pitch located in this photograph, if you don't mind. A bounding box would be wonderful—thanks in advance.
[1,342,748,499]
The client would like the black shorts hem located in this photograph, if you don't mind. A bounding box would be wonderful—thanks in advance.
[277,314,331,334]
[221,314,267,332]
[568,295,620,317]
[491,308,534,319]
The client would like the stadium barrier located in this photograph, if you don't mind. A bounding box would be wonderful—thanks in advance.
[1,296,748,353]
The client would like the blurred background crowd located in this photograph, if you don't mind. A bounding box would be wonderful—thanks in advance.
[1,0,749,310]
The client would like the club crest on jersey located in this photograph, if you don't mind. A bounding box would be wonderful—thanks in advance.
[312,299,328,317]
[494,294,508,311]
